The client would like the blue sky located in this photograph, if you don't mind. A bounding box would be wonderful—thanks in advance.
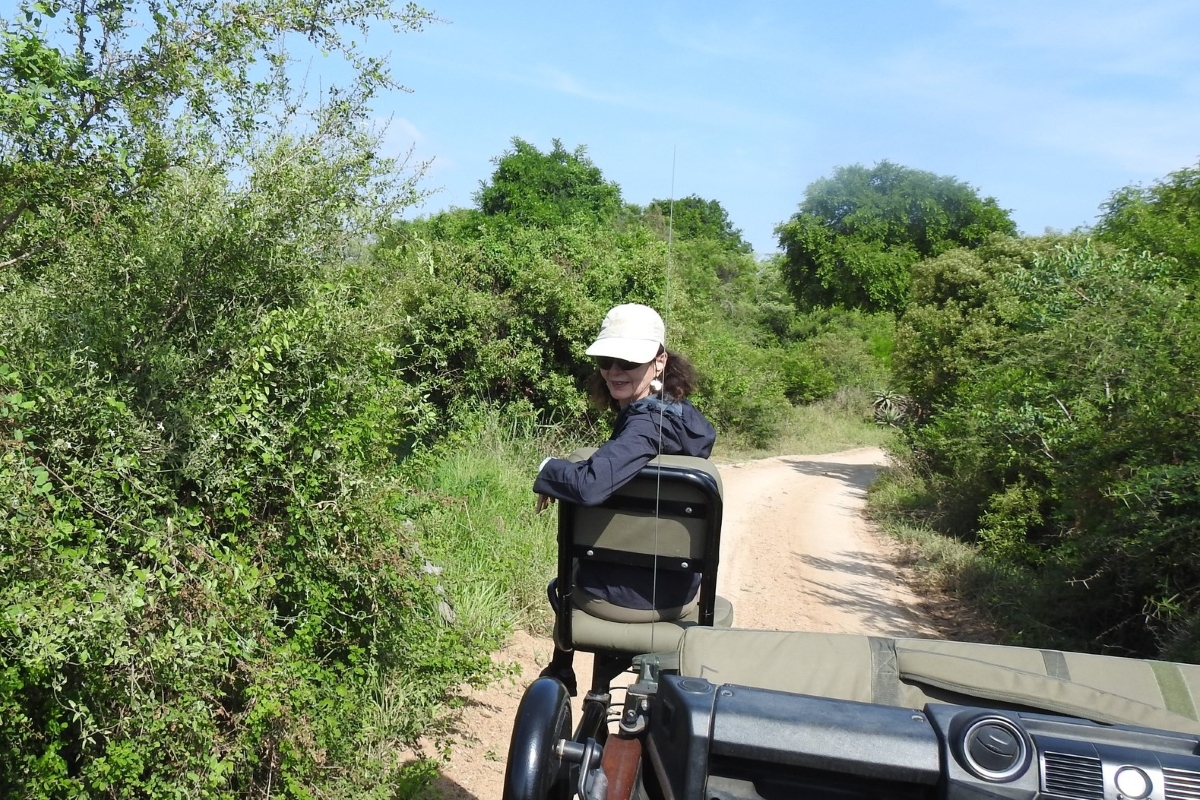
[365,0,1200,255]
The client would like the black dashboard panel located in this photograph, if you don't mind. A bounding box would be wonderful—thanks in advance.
[646,674,1200,800]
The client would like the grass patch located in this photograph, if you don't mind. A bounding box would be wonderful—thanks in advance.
[405,407,561,638]
[714,387,898,461]
[407,389,899,645]
[867,465,1032,645]
[868,456,1106,652]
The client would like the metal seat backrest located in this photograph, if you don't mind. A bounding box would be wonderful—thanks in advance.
[570,452,721,567]
[556,449,725,640]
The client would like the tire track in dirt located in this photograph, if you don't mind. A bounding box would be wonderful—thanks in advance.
[717,448,938,637]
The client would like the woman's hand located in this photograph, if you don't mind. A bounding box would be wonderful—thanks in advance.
[535,494,556,514]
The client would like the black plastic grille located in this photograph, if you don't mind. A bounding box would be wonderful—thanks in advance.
[1165,767,1200,800]
[1042,752,1104,800]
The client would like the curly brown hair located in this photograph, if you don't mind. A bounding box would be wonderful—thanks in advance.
[586,348,699,412]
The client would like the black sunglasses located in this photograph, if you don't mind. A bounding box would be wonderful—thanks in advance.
[595,356,648,371]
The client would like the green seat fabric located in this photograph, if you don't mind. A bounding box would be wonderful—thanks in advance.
[568,595,734,655]
[678,627,1200,735]
[557,450,731,659]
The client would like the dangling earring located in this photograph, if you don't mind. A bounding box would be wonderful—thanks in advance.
[650,375,663,393]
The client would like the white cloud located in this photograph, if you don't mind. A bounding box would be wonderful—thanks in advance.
[940,0,1200,76]
[536,66,657,110]
[835,9,1200,176]
[389,117,425,144]
[371,115,426,158]
[656,13,793,63]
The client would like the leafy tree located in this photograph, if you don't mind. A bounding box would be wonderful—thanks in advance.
[0,142,489,800]
[1096,161,1200,280]
[475,137,622,227]
[389,159,800,446]
[645,195,753,254]
[378,213,665,419]
[893,234,1079,415]
[775,161,1016,312]
[0,0,432,274]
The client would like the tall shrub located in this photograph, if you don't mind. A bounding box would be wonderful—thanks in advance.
[1096,161,1200,279]
[0,135,495,797]
[776,161,1016,313]
[0,1,508,790]
[901,241,1200,657]
[378,215,665,421]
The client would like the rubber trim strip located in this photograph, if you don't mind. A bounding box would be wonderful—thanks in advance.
[869,637,901,707]
[1151,661,1198,721]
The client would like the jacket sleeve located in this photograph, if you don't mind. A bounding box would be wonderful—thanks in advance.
[532,412,663,506]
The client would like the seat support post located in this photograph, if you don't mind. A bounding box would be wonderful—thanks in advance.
[555,504,576,651]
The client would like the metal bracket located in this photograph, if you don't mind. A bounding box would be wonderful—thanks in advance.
[555,737,607,800]
[620,656,661,736]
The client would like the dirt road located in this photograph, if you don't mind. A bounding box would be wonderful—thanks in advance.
[421,446,942,798]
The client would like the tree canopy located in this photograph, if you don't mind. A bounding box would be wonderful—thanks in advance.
[0,0,433,275]
[1096,161,1200,280]
[474,137,622,227]
[775,161,1016,313]
[646,195,753,253]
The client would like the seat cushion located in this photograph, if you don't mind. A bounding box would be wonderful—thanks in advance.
[574,583,699,623]
[565,596,733,655]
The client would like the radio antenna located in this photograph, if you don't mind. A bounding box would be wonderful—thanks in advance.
[649,147,676,653]
[665,147,675,332]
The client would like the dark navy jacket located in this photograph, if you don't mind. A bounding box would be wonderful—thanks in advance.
[534,396,716,610]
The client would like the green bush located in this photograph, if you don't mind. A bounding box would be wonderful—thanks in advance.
[1096,161,1200,280]
[681,330,785,448]
[777,345,835,403]
[776,161,1016,313]
[776,308,895,398]
[476,138,623,228]
[662,239,795,446]
[895,240,1200,657]
[892,234,1066,414]
[378,214,665,421]
[387,191,799,449]
[0,139,495,797]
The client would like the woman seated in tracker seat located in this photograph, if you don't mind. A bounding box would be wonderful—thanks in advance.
[532,303,717,695]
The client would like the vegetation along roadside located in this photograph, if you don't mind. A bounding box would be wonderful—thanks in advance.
[3,0,1200,796]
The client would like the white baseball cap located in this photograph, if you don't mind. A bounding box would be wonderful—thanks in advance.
[584,303,665,363]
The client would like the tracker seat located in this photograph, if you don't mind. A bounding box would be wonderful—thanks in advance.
[552,448,733,692]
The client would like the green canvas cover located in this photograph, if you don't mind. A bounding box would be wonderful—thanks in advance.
[574,488,708,560]
[678,627,1200,735]
[567,448,723,563]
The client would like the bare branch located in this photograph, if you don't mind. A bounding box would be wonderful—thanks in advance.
[0,199,31,239]
[0,253,31,270]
